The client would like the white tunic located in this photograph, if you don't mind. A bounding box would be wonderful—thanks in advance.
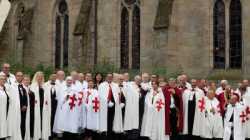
[5,83,21,140]
[0,87,8,138]
[7,83,30,140]
[240,88,250,138]
[30,83,51,140]
[86,88,100,131]
[140,88,168,140]
[182,87,205,136]
[123,82,140,131]
[59,87,82,133]
[223,103,246,140]
[53,85,69,133]
[98,82,121,132]
[201,97,223,139]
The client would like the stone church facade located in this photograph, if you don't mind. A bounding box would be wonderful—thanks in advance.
[0,0,249,78]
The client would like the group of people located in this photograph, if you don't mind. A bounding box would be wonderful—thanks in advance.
[0,63,250,140]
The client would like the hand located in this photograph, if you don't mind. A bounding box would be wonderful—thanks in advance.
[108,101,114,107]
[210,108,215,114]
[169,89,175,95]
[120,103,125,108]
[21,106,27,112]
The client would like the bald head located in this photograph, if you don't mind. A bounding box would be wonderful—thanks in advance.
[56,70,65,81]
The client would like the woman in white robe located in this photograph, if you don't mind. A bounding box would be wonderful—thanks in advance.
[85,80,100,140]
[140,81,168,140]
[30,72,51,140]
[0,74,9,140]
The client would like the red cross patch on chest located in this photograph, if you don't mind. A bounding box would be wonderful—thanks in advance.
[198,97,205,112]
[69,94,77,110]
[92,97,100,112]
[156,99,164,112]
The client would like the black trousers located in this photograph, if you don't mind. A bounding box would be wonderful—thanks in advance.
[63,132,78,140]
[203,138,222,140]
[138,136,150,140]
[170,108,179,140]
[0,138,6,140]
[21,111,27,140]
[183,135,202,140]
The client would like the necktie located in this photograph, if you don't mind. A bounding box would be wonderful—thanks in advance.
[108,84,113,102]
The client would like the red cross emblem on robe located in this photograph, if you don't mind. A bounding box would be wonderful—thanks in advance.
[156,99,164,112]
[240,111,247,123]
[78,92,84,106]
[198,97,205,112]
[69,94,77,110]
[86,91,91,104]
[45,100,48,105]
[92,97,100,112]
[246,106,250,121]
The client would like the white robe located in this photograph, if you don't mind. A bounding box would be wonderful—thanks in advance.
[86,88,100,131]
[223,103,246,140]
[123,82,140,131]
[140,88,168,140]
[201,97,223,139]
[0,0,11,32]
[58,86,82,133]
[98,82,122,133]
[53,85,69,134]
[0,87,8,138]
[30,83,51,140]
[182,88,205,136]
[6,83,30,140]
[240,88,250,138]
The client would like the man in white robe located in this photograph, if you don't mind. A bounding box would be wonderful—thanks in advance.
[182,79,205,140]
[44,74,60,140]
[57,76,82,140]
[141,73,151,92]
[140,81,167,140]
[0,74,9,140]
[236,80,250,140]
[78,73,88,90]
[216,80,228,95]
[123,75,141,140]
[0,0,11,32]
[201,90,223,140]
[7,71,30,140]
[223,94,246,140]
[0,63,16,86]
[98,73,122,140]
[70,71,86,131]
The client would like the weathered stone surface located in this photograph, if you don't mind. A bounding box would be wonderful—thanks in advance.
[0,0,249,78]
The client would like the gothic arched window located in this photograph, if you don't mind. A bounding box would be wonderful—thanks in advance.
[229,0,242,69]
[132,5,140,69]
[55,0,69,69]
[120,7,129,69]
[213,0,225,69]
[120,0,140,70]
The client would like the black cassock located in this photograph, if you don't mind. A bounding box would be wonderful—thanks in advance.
[50,83,57,139]
[18,84,28,140]
[138,86,149,140]
[29,90,35,138]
